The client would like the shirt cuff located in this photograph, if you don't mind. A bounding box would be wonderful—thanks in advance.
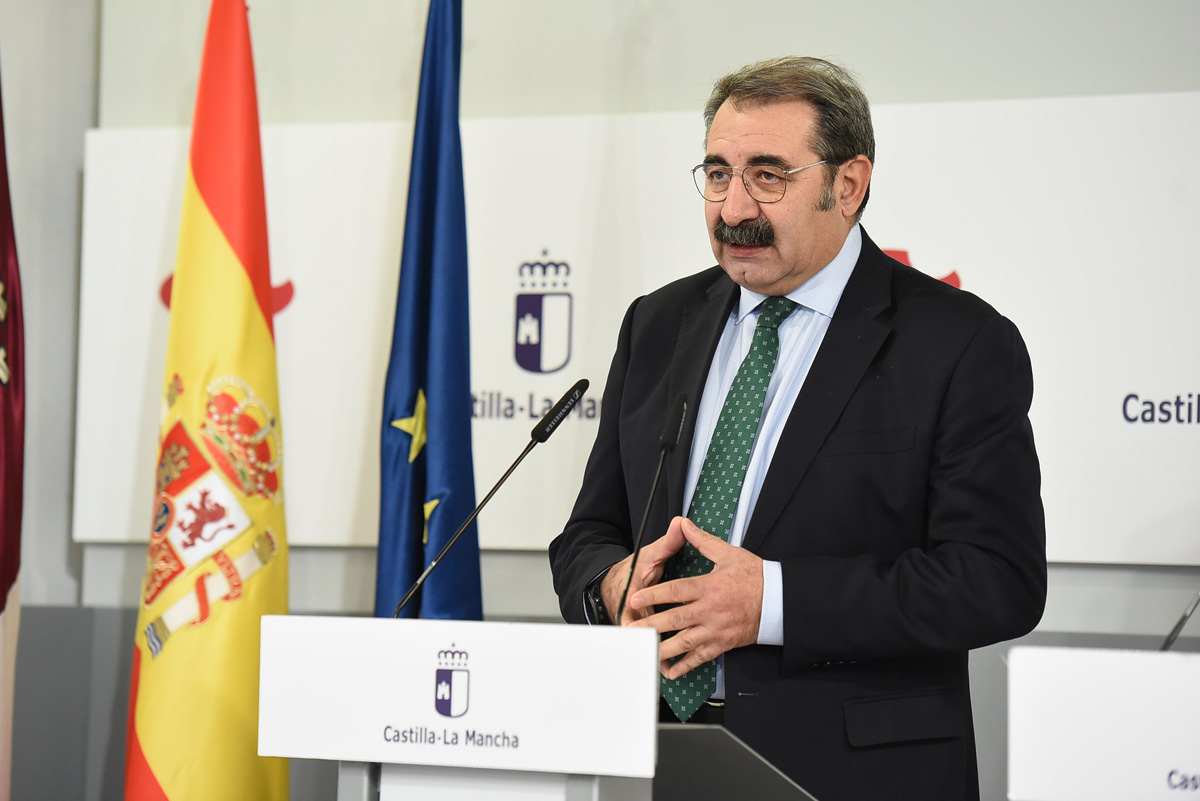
[756,559,784,646]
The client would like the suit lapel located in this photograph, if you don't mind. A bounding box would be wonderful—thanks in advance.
[665,272,738,519]
[741,233,894,553]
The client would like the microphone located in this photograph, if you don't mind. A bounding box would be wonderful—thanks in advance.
[392,378,590,618]
[532,378,588,443]
[1160,589,1200,651]
[616,394,687,624]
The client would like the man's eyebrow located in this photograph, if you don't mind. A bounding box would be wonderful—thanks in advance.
[746,154,791,169]
[700,154,791,168]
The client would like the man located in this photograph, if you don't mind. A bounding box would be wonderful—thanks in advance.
[548,56,1046,800]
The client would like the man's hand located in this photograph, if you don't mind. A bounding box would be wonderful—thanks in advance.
[600,516,688,626]
[628,518,763,679]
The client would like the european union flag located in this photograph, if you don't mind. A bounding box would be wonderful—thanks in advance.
[375,0,482,620]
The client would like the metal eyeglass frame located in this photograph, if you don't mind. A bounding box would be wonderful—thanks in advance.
[692,159,827,203]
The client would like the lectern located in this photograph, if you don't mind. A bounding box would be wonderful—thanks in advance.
[1008,646,1200,801]
[259,615,818,800]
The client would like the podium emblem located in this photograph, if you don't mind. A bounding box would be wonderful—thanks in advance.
[435,647,470,718]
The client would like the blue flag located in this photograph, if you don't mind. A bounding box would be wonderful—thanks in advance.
[375,0,482,620]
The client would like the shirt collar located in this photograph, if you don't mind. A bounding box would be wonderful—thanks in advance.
[735,223,862,324]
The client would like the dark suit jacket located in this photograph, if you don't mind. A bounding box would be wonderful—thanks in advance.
[548,230,1046,801]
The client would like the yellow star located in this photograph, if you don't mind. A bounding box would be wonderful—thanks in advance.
[422,498,440,544]
[391,388,428,463]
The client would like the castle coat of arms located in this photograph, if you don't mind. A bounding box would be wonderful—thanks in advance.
[514,253,572,374]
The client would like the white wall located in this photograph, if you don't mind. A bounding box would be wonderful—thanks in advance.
[8,0,1200,629]
[98,0,1200,125]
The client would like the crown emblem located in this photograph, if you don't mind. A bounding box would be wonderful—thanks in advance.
[518,252,570,289]
[200,375,282,500]
[438,647,469,666]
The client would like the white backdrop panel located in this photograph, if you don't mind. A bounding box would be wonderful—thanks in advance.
[75,93,1200,564]
[74,115,709,551]
[865,92,1200,565]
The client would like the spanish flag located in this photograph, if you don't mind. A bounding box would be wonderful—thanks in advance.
[124,1,288,799]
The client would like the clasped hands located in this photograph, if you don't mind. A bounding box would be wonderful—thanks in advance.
[601,516,763,680]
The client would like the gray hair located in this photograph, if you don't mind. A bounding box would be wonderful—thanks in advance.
[704,56,874,221]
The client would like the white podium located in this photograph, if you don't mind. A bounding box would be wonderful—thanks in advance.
[1008,646,1200,800]
[259,615,659,800]
[259,615,819,801]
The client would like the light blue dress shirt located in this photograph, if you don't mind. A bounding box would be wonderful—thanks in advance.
[682,225,862,698]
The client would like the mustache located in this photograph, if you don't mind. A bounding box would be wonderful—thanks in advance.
[713,218,774,247]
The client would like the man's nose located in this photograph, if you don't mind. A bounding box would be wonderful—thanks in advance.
[720,174,761,226]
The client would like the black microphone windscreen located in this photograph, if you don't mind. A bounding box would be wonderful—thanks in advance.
[531,378,589,443]
[659,395,687,452]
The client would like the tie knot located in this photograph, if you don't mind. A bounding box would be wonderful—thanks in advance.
[756,296,798,331]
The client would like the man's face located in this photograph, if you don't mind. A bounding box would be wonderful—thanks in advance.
[704,99,853,295]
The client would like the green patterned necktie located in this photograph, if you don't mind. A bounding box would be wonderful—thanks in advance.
[660,295,798,722]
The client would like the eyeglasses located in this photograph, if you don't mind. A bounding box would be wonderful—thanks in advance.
[691,159,827,203]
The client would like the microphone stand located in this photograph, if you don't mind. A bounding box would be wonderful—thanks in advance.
[616,449,670,625]
[392,439,536,618]
[616,395,687,624]
[1161,589,1200,651]
[391,378,589,619]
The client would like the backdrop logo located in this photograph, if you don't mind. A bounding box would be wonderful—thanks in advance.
[514,251,572,374]
[435,646,470,718]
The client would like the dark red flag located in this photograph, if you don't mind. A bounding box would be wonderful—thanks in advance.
[0,71,25,615]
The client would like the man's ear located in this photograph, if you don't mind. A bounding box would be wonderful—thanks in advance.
[838,156,873,219]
